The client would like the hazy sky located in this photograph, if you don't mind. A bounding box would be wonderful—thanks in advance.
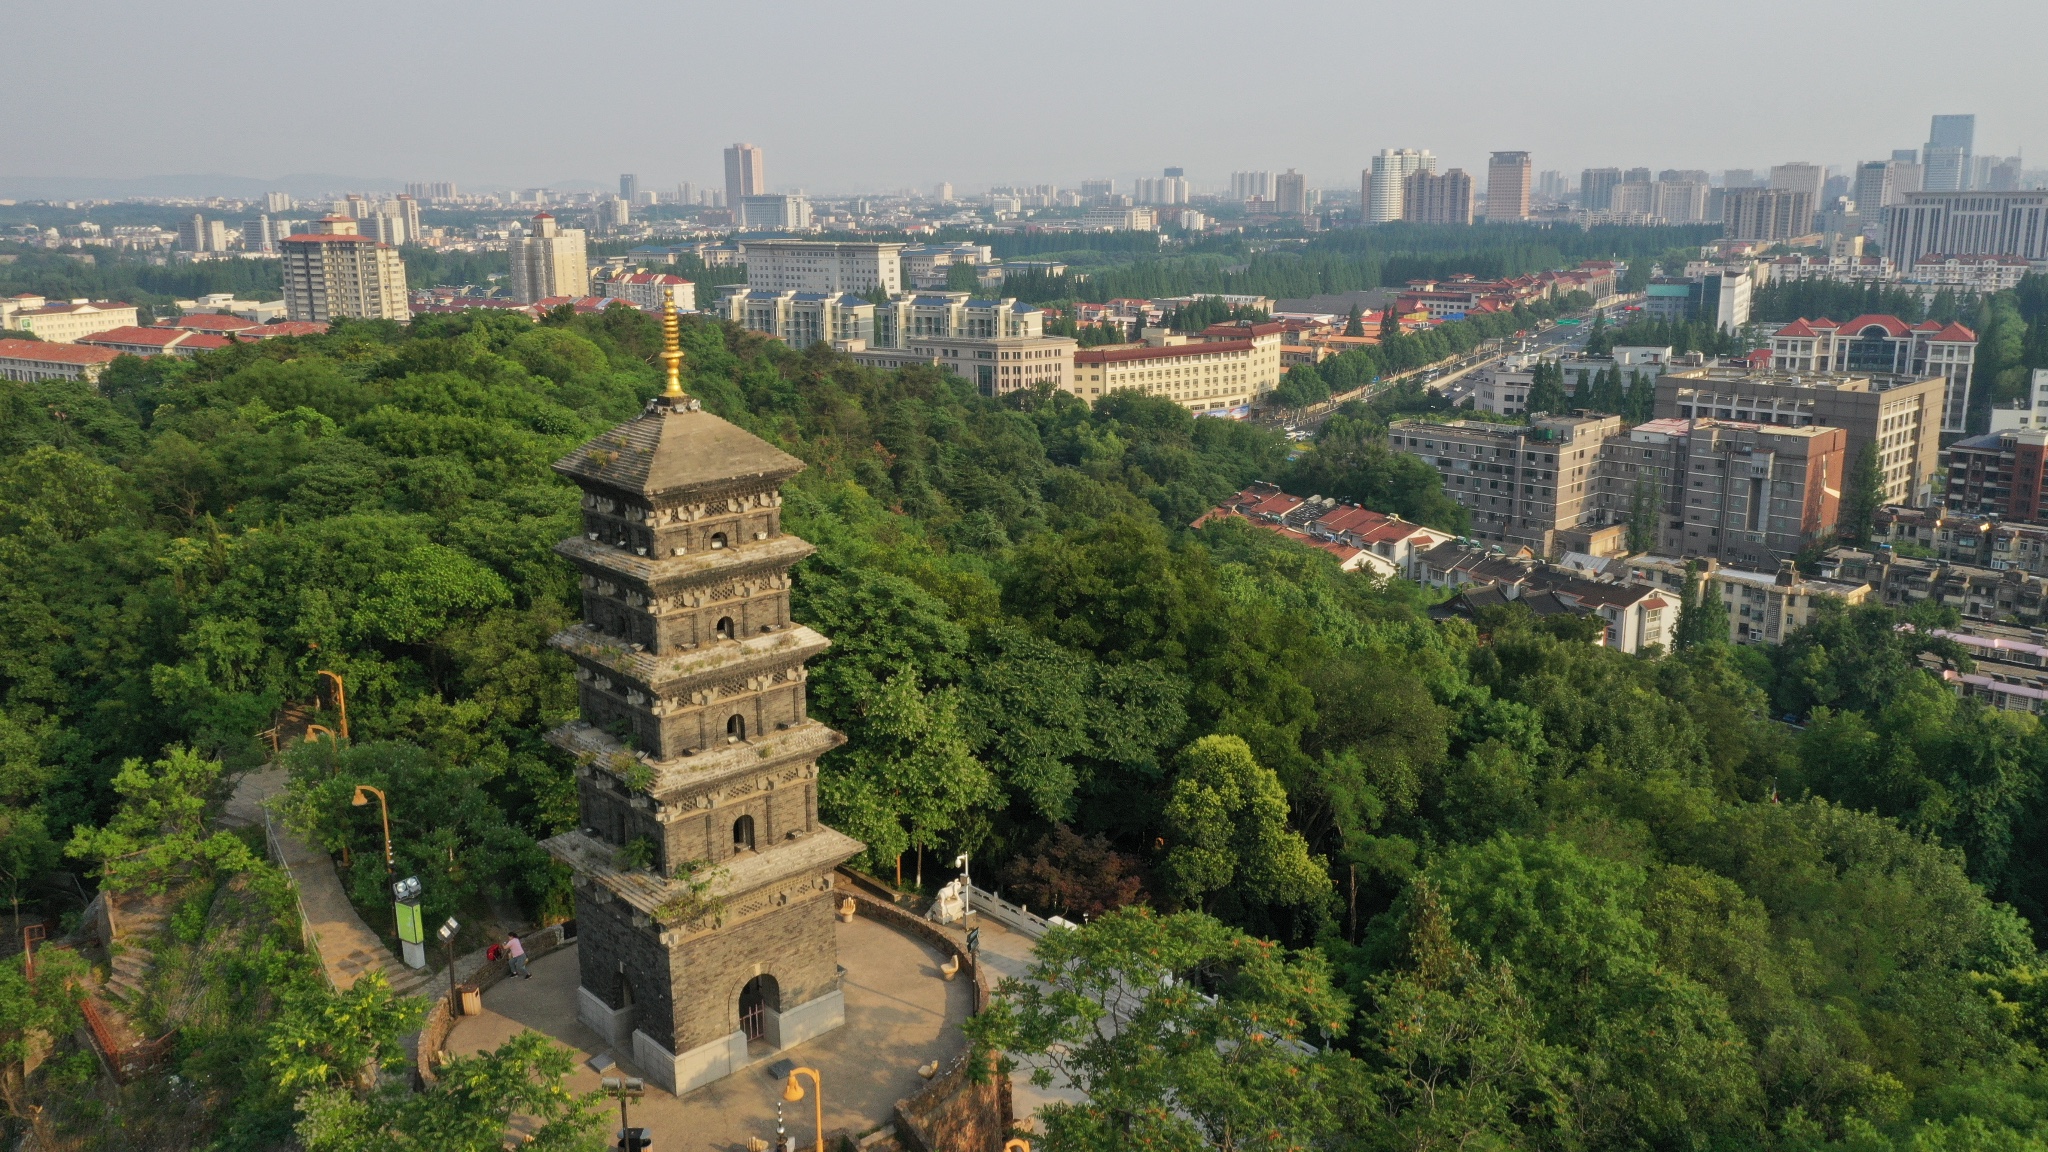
[8,0,2044,195]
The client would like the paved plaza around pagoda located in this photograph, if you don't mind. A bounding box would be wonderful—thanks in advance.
[446,915,971,1150]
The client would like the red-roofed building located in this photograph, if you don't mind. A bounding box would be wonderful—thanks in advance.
[0,338,122,383]
[157,312,259,334]
[1194,482,1454,579]
[1076,323,1282,410]
[240,321,329,339]
[1769,314,1978,433]
[78,326,234,357]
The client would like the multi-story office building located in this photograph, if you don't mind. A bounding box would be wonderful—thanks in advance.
[1658,366,1946,505]
[265,191,296,213]
[1924,114,1975,192]
[1723,188,1814,241]
[1946,428,2048,523]
[736,193,809,231]
[1389,413,1625,555]
[280,217,410,323]
[1883,190,2048,265]
[1766,314,1977,435]
[1769,162,1825,208]
[1723,169,1759,190]
[1641,271,1750,331]
[1580,168,1622,210]
[1486,152,1531,221]
[507,213,589,303]
[1402,169,1473,225]
[742,240,901,295]
[1,296,138,342]
[1367,149,1434,223]
[177,214,228,253]
[1074,322,1283,413]
[1607,418,1846,569]
[1274,170,1307,216]
[619,174,638,201]
[723,143,764,213]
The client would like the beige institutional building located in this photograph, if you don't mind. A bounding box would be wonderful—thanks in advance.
[1073,321,1285,412]
[1,296,139,343]
[280,218,410,323]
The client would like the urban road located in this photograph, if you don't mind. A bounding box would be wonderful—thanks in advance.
[1263,307,1603,436]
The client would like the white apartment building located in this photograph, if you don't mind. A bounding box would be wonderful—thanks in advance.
[1907,254,2032,293]
[1230,171,1274,202]
[739,193,813,231]
[835,292,1076,395]
[900,243,993,288]
[1079,205,1158,230]
[1,296,139,342]
[1366,149,1434,224]
[847,334,1077,397]
[599,273,697,312]
[507,213,589,303]
[1073,322,1284,412]
[1991,369,2048,433]
[280,218,410,322]
[715,290,873,349]
[1134,176,1190,205]
[870,293,1045,345]
[743,241,902,295]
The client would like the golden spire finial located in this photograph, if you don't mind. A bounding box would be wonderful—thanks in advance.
[660,287,687,400]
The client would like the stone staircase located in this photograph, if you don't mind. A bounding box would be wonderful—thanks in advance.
[101,891,168,1014]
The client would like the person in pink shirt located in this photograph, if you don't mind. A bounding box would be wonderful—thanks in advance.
[505,932,529,978]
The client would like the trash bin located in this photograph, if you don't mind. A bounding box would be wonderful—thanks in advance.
[458,984,482,1016]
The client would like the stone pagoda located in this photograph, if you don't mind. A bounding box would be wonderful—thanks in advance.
[542,291,862,1094]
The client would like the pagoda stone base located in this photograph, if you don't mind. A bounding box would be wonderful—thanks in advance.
[764,987,844,1049]
[578,986,637,1051]
[636,1028,748,1095]
[625,986,847,1095]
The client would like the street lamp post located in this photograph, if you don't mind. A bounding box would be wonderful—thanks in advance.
[352,785,393,873]
[315,670,348,741]
[437,917,460,1010]
[601,1076,645,1149]
[782,1066,823,1152]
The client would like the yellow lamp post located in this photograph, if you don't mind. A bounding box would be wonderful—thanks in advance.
[352,784,393,873]
[781,1066,822,1152]
[315,670,349,741]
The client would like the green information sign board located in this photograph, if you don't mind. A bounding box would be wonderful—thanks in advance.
[396,899,424,945]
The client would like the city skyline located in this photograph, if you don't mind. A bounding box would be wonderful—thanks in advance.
[4,0,2043,197]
